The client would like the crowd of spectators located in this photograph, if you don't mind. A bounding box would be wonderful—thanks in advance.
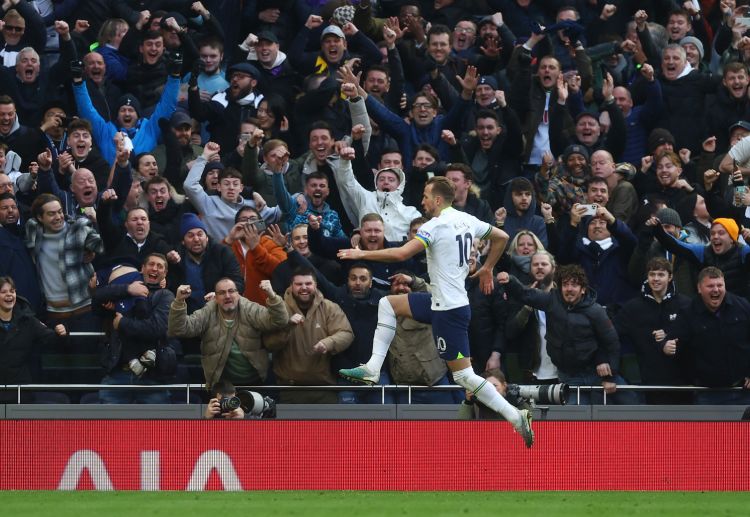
[1,0,750,407]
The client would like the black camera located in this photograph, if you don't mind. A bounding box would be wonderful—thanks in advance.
[506,383,569,406]
[219,390,276,418]
[218,395,241,413]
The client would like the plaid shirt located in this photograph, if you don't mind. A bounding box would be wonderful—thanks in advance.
[25,217,104,305]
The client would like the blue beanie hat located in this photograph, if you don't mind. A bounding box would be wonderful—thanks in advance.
[180,213,207,237]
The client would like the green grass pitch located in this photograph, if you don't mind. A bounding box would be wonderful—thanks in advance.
[1,491,748,516]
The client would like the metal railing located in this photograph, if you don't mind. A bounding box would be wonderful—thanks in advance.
[0,383,746,405]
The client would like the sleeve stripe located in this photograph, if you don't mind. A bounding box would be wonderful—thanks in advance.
[480,224,493,240]
[415,235,430,249]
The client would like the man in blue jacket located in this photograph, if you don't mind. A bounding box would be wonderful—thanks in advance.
[72,54,181,165]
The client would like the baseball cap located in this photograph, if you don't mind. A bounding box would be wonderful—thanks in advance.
[321,25,345,40]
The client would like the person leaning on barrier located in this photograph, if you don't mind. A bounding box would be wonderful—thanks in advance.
[168,278,289,390]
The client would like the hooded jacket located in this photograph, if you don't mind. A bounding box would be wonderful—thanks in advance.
[501,183,548,248]
[333,158,421,242]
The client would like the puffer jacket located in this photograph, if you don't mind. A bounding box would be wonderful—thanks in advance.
[167,294,289,388]
[333,158,421,242]
[263,288,353,385]
[505,276,621,378]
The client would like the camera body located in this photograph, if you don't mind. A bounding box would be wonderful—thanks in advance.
[218,391,276,418]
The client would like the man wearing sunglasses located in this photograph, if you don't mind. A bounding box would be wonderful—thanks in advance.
[0,4,45,67]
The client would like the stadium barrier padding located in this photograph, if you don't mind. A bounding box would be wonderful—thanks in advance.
[1,420,748,490]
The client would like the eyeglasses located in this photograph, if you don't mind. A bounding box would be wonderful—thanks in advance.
[454,27,476,34]
[3,25,24,33]
[412,102,433,110]
[0,182,13,190]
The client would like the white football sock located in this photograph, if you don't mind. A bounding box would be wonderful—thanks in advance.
[453,366,522,427]
[365,297,397,372]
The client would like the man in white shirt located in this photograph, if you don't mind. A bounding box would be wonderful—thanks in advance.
[337,177,534,447]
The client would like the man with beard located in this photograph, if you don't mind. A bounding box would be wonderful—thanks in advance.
[273,164,346,239]
[188,62,264,158]
[168,277,288,391]
[152,111,203,185]
[536,144,589,218]
[653,216,750,298]
[500,264,637,405]
[338,177,534,447]
[33,139,131,222]
[309,212,421,290]
[615,257,692,404]
[73,45,180,166]
[0,192,41,311]
[283,250,392,404]
[505,251,559,385]
[93,253,178,404]
[167,213,243,314]
[445,163,494,226]
[263,267,354,404]
[333,146,420,242]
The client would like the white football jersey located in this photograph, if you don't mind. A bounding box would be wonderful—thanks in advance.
[415,207,492,311]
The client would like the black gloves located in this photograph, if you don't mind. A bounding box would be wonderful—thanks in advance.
[165,50,183,78]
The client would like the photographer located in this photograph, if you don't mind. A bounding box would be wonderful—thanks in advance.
[204,380,245,419]
[224,206,287,305]
[458,368,531,420]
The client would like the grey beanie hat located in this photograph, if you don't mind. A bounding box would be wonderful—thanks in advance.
[680,36,704,60]
[656,207,682,228]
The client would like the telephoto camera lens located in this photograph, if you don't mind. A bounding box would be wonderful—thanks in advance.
[507,383,569,406]
[237,390,277,418]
